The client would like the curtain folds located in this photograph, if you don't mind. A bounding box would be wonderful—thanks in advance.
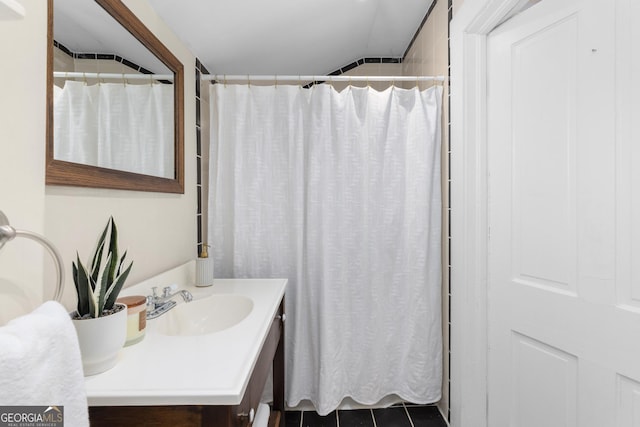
[53,80,174,178]
[209,83,442,415]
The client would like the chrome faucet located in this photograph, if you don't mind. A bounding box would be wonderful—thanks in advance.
[146,285,193,319]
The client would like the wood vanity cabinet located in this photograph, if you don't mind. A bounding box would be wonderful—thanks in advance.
[89,300,286,427]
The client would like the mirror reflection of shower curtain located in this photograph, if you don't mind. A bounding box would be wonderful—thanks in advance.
[209,84,442,415]
[53,80,174,178]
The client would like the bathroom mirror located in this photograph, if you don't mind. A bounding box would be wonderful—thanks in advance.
[46,0,184,193]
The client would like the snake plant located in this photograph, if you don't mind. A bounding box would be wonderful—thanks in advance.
[72,217,133,319]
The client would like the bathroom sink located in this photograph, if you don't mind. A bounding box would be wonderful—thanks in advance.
[152,294,253,336]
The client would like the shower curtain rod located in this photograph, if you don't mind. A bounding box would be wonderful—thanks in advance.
[53,71,174,81]
[202,74,446,83]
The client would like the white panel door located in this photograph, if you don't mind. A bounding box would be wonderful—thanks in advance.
[487,0,640,425]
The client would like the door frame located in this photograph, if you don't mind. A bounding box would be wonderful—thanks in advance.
[449,1,527,426]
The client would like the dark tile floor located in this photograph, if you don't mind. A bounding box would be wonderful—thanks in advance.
[285,403,447,427]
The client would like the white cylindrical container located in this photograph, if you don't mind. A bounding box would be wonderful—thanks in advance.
[196,244,214,287]
[196,257,214,287]
[116,295,146,346]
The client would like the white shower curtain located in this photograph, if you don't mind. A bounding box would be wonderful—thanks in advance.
[54,80,174,178]
[209,83,442,415]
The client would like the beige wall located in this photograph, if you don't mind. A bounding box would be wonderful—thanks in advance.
[53,47,73,70]
[335,62,404,92]
[0,0,48,324]
[0,0,196,323]
[53,46,145,86]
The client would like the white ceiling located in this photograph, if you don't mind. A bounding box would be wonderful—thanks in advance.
[147,0,434,75]
[54,0,171,74]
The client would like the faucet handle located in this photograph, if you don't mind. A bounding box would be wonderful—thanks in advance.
[162,284,178,297]
[146,287,158,308]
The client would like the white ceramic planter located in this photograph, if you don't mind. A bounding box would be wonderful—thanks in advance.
[72,303,127,376]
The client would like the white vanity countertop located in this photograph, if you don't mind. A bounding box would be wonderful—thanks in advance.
[84,265,287,407]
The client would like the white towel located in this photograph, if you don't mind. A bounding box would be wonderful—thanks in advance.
[0,301,89,426]
[253,403,270,427]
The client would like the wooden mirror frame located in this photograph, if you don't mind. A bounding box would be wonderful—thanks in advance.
[46,0,185,193]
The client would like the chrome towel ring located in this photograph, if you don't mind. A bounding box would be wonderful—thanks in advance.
[0,211,64,302]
